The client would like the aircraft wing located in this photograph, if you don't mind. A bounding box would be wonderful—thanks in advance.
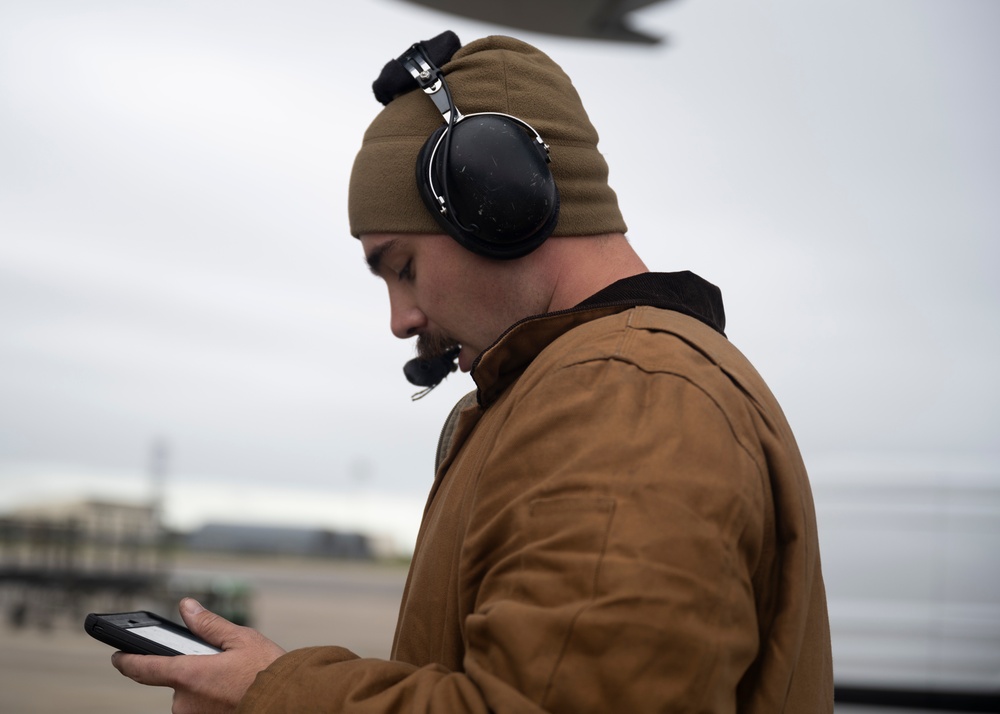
[396,0,673,44]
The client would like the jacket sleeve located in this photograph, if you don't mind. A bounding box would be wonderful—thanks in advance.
[240,356,768,712]
[238,647,495,713]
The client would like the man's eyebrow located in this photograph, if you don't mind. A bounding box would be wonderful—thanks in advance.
[365,238,401,277]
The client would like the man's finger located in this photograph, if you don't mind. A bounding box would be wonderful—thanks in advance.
[111,651,176,687]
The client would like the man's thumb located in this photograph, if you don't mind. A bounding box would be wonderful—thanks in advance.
[179,597,231,647]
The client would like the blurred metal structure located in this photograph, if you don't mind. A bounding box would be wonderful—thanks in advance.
[397,0,674,44]
[0,501,169,629]
[0,502,259,629]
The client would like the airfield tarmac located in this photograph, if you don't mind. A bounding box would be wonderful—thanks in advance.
[0,552,956,714]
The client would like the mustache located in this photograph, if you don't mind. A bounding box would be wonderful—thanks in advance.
[416,332,461,361]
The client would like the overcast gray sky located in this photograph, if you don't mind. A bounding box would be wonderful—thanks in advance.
[1,0,998,552]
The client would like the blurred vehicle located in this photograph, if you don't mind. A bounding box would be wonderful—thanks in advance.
[815,467,1000,710]
[156,575,254,627]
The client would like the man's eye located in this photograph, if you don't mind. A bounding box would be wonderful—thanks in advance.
[398,260,413,281]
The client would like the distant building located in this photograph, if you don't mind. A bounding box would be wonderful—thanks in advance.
[6,499,160,544]
[1,498,164,573]
[185,523,373,560]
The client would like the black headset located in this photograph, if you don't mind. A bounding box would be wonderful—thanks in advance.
[376,32,560,260]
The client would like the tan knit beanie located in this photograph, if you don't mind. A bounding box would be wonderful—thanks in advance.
[348,34,627,239]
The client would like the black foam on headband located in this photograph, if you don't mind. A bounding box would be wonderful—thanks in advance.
[372,30,462,106]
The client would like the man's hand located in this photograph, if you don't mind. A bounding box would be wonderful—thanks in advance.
[111,597,286,714]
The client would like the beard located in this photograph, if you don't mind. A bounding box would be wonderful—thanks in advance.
[416,331,461,362]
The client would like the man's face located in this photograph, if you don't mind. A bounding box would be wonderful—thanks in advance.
[361,233,543,372]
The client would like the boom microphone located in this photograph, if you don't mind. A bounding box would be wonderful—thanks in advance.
[403,346,461,390]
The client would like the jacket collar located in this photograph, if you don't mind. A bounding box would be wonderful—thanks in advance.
[471,271,726,406]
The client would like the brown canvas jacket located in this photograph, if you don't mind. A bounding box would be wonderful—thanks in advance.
[239,273,833,713]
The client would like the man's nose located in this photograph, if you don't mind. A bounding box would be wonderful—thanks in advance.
[389,298,427,340]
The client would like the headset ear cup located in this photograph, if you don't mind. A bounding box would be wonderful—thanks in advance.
[415,116,560,260]
[415,125,456,238]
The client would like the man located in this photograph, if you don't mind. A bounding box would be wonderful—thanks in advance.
[112,32,833,712]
